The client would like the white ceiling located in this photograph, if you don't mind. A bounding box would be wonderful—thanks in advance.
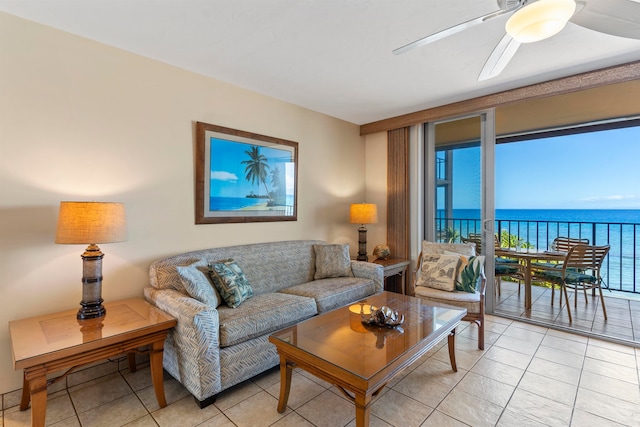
[2,0,640,125]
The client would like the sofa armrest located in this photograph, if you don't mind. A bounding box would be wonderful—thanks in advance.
[144,287,223,400]
[351,261,384,292]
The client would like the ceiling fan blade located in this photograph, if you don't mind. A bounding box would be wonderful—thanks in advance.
[393,8,514,55]
[570,0,640,40]
[478,33,521,81]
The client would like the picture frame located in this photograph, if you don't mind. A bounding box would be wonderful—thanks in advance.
[195,122,298,224]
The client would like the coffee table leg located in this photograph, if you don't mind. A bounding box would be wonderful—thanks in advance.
[354,393,371,427]
[128,352,137,373]
[150,340,167,408]
[277,357,293,413]
[447,329,458,372]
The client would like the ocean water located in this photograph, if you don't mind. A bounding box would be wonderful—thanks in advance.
[209,195,295,211]
[209,196,265,211]
[447,209,640,224]
[437,209,640,293]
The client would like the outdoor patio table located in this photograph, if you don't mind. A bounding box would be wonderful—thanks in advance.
[495,248,566,310]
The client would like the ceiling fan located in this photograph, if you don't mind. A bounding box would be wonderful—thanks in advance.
[393,0,640,81]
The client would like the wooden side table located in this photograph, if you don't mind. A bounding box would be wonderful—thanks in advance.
[372,257,410,294]
[9,298,176,427]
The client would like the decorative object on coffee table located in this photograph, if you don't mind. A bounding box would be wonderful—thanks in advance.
[373,244,391,260]
[361,305,404,327]
[55,201,128,319]
[349,203,378,261]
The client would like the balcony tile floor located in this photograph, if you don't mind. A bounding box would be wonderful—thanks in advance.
[3,314,640,426]
[494,281,640,345]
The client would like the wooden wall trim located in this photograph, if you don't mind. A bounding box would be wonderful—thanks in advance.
[387,128,410,261]
[361,60,640,136]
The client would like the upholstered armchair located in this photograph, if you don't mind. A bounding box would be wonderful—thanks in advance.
[412,241,486,350]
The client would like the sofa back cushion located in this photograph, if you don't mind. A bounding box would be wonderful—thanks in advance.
[149,240,325,296]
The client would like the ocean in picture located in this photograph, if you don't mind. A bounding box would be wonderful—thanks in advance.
[437,209,640,293]
[209,195,295,211]
[209,196,265,211]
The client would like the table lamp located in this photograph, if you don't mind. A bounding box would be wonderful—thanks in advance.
[349,203,378,261]
[55,201,128,319]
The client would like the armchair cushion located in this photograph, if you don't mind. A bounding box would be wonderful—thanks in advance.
[414,286,482,314]
[313,244,354,279]
[415,253,461,292]
[209,259,254,308]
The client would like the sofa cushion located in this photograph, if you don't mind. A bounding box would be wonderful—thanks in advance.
[176,259,221,308]
[280,277,375,313]
[415,253,461,291]
[209,259,254,308]
[217,293,317,347]
[414,286,481,314]
[313,244,354,280]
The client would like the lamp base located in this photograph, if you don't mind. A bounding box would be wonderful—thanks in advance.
[78,244,106,320]
[77,299,106,320]
[357,225,368,261]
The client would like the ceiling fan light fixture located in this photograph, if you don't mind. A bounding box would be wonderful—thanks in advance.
[506,0,576,43]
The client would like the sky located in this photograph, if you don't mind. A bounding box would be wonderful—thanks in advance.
[449,125,640,210]
[209,138,294,198]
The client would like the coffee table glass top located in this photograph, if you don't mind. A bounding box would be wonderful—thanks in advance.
[270,292,466,379]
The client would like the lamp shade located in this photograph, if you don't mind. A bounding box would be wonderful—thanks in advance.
[55,202,128,244]
[506,0,576,43]
[350,203,378,225]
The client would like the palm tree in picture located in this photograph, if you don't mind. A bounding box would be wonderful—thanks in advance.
[241,145,272,204]
[269,165,284,205]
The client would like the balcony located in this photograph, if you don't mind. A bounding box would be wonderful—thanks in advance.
[436,216,640,345]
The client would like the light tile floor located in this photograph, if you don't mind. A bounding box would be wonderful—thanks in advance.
[494,280,640,344]
[3,315,640,426]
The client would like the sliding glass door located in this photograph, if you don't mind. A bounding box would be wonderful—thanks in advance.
[425,111,496,310]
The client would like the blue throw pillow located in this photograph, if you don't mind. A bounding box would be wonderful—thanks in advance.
[208,259,253,308]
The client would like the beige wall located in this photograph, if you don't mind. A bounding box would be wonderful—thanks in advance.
[0,12,368,393]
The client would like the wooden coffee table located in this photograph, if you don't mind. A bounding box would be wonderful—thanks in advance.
[269,292,466,427]
[9,298,176,427]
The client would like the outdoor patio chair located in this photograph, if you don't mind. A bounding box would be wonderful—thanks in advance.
[533,244,610,323]
[532,236,590,304]
[412,241,486,349]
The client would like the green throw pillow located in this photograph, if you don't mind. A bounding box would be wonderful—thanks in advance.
[455,255,485,293]
[208,259,253,308]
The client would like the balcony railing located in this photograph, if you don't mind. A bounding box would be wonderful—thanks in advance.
[436,217,640,294]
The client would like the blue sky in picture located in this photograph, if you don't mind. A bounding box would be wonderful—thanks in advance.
[209,138,293,198]
[450,125,640,210]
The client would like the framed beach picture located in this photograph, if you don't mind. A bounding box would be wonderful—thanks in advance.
[195,122,298,224]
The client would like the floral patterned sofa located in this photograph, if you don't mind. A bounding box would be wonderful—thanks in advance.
[144,240,383,407]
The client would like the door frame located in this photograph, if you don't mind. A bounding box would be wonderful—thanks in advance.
[424,109,497,312]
